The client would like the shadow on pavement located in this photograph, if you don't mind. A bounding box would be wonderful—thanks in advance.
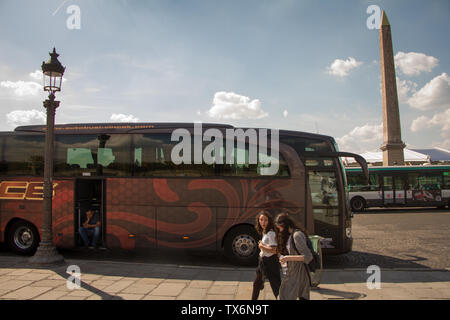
[323,250,439,270]
[0,249,449,287]
[58,247,235,268]
[312,287,367,300]
[52,266,124,300]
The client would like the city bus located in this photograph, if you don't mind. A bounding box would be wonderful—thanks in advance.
[346,165,450,211]
[0,123,367,265]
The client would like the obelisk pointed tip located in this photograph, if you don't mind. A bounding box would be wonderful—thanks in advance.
[381,10,390,27]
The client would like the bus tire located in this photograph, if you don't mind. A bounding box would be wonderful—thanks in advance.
[350,197,365,212]
[224,225,259,266]
[7,220,40,255]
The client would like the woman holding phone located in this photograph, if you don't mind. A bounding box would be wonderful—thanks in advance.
[275,213,313,300]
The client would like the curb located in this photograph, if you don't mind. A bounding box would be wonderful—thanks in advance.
[64,259,449,273]
[2,255,449,273]
[64,259,255,271]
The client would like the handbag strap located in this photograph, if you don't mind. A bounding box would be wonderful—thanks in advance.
[289,230,301,255]
[289,231,313,283]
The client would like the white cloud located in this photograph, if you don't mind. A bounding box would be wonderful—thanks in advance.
[394,52,439,76]
[110,113,139,122]
[29,70,43,81]
[207,91,268,120]
[411,109,450,137]
[410,115,431,132]
[283,110,288,118]
[6,109,46,127]
[0,70,68,98]
[327,57,363,77]
[29,69,67,83]
[336,123,383,153]
[396,77,417,104]
[0,80,42,96]
[407,73,450,110]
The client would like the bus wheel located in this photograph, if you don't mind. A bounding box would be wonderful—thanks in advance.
[224,225,259,266]
[350,197,365,212]
[7,220,40,255]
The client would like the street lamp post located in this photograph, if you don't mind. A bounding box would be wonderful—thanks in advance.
[29,48,65,265]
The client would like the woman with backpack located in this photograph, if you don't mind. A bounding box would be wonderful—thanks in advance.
[275,213,313,300]
[251,210,281,300]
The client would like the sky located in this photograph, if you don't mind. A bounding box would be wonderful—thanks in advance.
[0,0,449,154]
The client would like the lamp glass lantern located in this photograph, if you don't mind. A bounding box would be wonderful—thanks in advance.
[41,48,65,94]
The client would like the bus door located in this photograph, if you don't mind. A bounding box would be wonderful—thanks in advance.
[382,175,406,205]
[74,179,105,247]
[394,175,406,204]
[307,168,341,251]
[382,176,393,205]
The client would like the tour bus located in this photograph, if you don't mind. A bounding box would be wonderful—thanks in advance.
[346,165,450,211]
[0,123,367,265]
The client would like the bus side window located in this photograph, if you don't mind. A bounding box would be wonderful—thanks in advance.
[55,134,132,177]
[134,147,142,167]
[2,135,45,176]
[443,173,450,189]
[67,148,94,169]
[408,173,419,190]
[369,174,379,191]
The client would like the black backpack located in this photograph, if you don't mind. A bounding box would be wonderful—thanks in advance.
[291,231,321,273]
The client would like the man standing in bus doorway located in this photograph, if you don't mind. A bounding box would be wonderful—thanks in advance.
[79,209,101,249]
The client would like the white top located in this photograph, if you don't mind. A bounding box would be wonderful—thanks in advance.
[260,230,277,257]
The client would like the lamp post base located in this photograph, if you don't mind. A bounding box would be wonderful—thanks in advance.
[28,242,65,266]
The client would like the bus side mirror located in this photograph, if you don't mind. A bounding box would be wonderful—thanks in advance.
[335,152,370,184]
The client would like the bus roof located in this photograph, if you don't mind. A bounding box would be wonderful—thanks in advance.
[13,122,233,133]
[11,122,335,141]
[346,165,450,173]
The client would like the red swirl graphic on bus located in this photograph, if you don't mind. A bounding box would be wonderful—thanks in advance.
[106,178,302,250]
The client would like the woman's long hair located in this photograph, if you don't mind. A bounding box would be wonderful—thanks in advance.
[275,213,308,255]
[254,210,275,236]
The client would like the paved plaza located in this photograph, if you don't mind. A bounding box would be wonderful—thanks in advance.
[0,255,448,300]
[1,210,449,301]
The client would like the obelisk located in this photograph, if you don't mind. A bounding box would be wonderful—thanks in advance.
[379,10,405,166]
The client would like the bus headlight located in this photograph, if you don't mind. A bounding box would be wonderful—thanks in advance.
[346,227,352,238]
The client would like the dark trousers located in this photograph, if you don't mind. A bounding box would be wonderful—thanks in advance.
[252,254,281,300]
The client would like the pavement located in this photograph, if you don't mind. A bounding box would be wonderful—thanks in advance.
[0,255,449,300]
